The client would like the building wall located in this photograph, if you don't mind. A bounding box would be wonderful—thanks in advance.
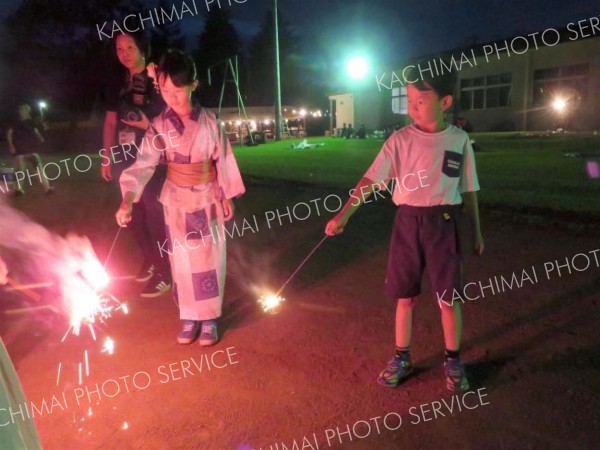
[456,37,600,131]
[354,36,600,132]
[329,93,355,129]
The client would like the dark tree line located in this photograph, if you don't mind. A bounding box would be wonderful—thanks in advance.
[0,0,325,125]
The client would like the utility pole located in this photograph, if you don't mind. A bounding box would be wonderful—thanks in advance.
[274,0,283,140]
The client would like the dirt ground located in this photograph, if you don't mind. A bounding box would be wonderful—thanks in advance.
[1,169,599,450]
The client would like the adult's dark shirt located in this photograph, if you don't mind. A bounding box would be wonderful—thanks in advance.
[105,68,165,162]
[11,120,40,155]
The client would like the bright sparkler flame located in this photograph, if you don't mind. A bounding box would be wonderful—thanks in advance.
[101,337,115,355]
[56,235,127,341]
[258,294,285,313]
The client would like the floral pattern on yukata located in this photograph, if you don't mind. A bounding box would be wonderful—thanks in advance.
[185,210,210,236]
[192,270,219,300]
[171,151,191,164]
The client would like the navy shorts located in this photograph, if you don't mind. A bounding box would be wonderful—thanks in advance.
[384,205,463,302]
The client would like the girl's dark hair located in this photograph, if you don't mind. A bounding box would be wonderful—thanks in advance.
[115,30,151,59]
[157,49,197,87]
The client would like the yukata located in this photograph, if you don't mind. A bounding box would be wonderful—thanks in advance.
[120,106,245,320]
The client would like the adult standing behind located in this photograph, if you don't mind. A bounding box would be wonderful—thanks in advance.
[101,30,171,298]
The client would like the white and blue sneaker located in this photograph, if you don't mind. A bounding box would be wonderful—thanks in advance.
[199,320,219,347]
[177,320,201,344]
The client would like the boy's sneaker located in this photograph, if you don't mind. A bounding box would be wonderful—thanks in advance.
[140,272,171,298]
[444,358,470,392]
[377,356,413,388]
[198,320,219,347]
[177,320,201,344]
[135,264,155,283]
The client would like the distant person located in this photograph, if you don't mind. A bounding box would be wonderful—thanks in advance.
[6,103,53,195]
[101,30,171,298]
[325,65,483,392]
[116,50,245,347]
[340,123,347,138]
[357,124,366,139]
[346,124,354,139]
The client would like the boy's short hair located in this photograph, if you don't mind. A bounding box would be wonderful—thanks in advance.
[405,57,457,98]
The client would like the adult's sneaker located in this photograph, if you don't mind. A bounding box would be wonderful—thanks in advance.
[140,272,171,298]
[177,320,201,344]
[444,358,470,392]
[199,320,219,347]
[135,264,155,283]
[377,355,413,388]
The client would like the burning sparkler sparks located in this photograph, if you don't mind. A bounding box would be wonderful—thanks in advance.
[257,235,328,313]
[258,294,286,313]
[54,234,128,343]
[101,337,115,355]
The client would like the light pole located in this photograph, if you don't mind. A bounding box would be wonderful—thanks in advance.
[38,100,48,122]
[273,0,283,141]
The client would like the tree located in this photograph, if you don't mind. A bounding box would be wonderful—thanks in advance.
[2,0,143,123]
[194,9,241,107]
[245,8,322,107]
[150,0,186,62]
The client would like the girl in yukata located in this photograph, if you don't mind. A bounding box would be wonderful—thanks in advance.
[116,50,245,346]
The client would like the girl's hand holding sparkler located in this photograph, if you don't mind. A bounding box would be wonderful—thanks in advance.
[115,202,132,227]
[115,192,136,227]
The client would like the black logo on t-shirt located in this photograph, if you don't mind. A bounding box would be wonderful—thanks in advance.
[442,151,463,178]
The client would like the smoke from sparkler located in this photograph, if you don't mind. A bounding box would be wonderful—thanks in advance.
[0,197,124,336]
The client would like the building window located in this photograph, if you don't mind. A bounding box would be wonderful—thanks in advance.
[532,63,589,105]
[460,73,512,110]
[392,87,407,114]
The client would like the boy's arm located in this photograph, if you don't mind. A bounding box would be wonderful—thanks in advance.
[325,176,380,235]
[6,128,15,155]
[462,190,484,256]
[34,128,44,144]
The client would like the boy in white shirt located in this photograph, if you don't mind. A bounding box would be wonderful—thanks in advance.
[326,67,484,391]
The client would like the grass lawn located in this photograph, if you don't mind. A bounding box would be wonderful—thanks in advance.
[233,133,600,216]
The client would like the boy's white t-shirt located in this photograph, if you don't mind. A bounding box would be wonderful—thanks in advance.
[364,124,480,206]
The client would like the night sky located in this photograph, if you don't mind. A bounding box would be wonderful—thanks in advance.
[0,0,596,87]
[1,0,596,61]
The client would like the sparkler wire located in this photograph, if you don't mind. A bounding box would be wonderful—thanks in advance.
[103,226,123,270]
[275,235,328,297]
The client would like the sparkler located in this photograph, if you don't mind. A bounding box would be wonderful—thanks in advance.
[56,362,62,387]
[5,276,43,301]
[103,226,123,270]
[258,235,328,313]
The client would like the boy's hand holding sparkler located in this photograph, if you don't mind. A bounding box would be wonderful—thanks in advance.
[325,177,379,236]
[115,192,136,227]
